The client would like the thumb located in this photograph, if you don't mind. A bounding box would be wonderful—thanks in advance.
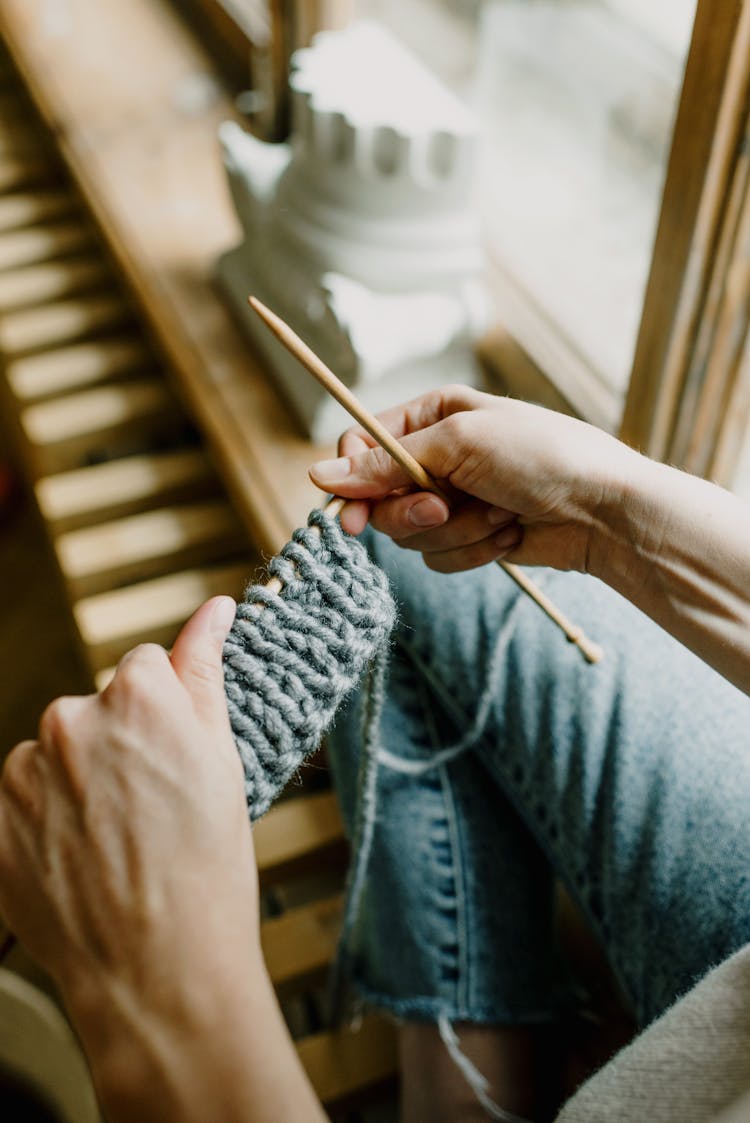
[170,596,236,721]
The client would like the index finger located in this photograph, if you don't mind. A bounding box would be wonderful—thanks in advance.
[337,385,487,458]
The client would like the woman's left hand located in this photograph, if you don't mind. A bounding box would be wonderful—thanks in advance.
[0,596,259,1004]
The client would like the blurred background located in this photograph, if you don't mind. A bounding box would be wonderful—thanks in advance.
[1,0,748,1118]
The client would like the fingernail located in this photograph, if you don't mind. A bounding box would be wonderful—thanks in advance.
[487,506,512,526]
[310,457,351,483]
[211,596,236,637]
[408,496,448,528]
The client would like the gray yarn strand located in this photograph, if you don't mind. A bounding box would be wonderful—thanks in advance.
[328,633,389,1021]
[223,508,397,820]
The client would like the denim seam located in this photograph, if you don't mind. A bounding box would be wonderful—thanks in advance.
[391,589,545,1019]
[417,673,465,1012]
[346,977,566,1027]
[396,581,627,1021]
[439,760,470,1014]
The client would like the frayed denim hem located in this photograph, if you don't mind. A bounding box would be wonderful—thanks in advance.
[345,975,570,1027]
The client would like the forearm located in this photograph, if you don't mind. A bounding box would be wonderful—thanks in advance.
[590,450,750,694]
[66,961,328,1123]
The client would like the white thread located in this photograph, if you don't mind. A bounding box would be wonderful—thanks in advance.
[438,1015,533,1123]
[374,602,523,779]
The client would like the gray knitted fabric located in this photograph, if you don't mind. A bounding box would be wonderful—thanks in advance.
[223,509,396,820]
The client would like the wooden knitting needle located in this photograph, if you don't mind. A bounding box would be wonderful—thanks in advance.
[249,296,603,664]
[264,495,345,595]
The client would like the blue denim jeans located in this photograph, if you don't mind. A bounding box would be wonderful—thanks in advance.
[326,528,750,1030]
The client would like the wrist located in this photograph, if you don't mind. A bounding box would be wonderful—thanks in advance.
[63,952,276,1123]
[584,443,664,590]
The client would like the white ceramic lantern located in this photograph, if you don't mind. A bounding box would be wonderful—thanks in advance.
[218,21,487,442]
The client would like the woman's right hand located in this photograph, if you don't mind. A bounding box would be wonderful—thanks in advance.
[309,385,636,575]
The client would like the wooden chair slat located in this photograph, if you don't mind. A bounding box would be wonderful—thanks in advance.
[8,336,151,402]
[0,189,77,232]
[254,792,346,885]
[297,1016,397,1106]
[55,499,245,597]
[73,562,250,669]
[20,381,178,474]
[0,256,110,314]
[261,894,343,995]
[0,220,94,271]
[0,155,57,193]
[0,118,46,159]
[0,294,130,356]
[35,447,216,531]
[22,381,171,444]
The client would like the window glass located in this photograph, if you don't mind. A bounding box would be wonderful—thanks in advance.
[355,0,697,399]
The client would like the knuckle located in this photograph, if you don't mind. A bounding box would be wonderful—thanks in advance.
[471,536,507,570]
[124,641,168,668]
[369,444,395,482]
[368,498,397,536]
[441,383,474,408]
[338,425,365,456]
[441,412,495,492]
[1,741,36,803]
[337,426,352,455]
[443,409,476,447]
[38,698,91,784]
[38,696,78,745]
[462,536,499,571]
[114,644,167,690]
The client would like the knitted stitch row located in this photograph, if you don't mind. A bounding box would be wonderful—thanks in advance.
[223,509,396,819]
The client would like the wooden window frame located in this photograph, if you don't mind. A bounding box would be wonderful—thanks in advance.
[621,0,750,484]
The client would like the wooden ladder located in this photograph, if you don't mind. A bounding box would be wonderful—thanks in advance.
[0,47,396,1116]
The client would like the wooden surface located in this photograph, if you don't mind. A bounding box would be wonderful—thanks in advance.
[0,256,111,314]
[0,498,90,756]
[0,187,76,230]
[670,100,750,468]
[0,0,330,557]
[20,380,180,475]
[0,75,257,681]
[667,3,750,485]
[55,498,245,597]
[298,1016,397,1106]
[35,448,217,531]
[684,169,750,477]
[253,790,346,885]
[8,337,151,402]
[0,219,94,271]
[620,0,744,457]
[261,893,343,995]
[73,562,250,668]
